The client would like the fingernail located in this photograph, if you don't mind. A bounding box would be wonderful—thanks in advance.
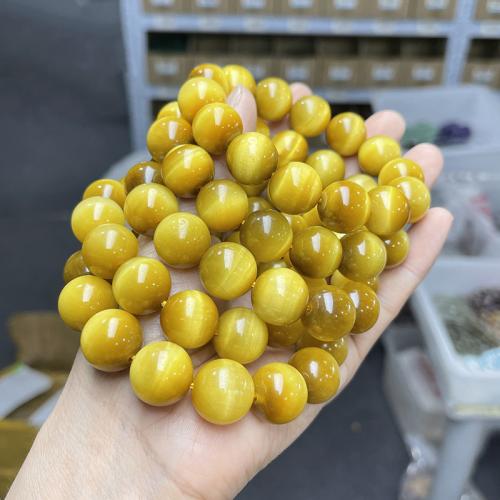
[227,85,243,107]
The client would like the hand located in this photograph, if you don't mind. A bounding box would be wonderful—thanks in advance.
[8,85,453,500]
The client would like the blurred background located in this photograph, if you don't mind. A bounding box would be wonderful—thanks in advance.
[1,0,500,498]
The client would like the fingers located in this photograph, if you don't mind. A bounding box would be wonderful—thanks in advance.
[404,143,444,188]
[226,85,257,133]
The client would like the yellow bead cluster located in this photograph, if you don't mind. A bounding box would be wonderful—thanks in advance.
[59,63,431,426]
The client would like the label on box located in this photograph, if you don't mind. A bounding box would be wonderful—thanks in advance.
[241,0,267,9]
[328,65,353,81]
[286,65,311,81]
[334,0,358,11]
[424,0,448,11]
[196,0,220,8]
[378,0,401,10]
[372,65,396,81]
[412,65,436,82]
[471,68,496,84]
[487,0,500,14]
[150,0,176,6]
[286,18,310,32]
[289,0,314,8]
[155,60,180,76]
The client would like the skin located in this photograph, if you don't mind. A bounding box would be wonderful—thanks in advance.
[8,84,452,500]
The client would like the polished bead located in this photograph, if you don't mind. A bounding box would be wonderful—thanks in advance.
[272,130,309,168]
[71,196,125,243]
[343,280,380,334]
[268,161,322,215]
[83,179,126,207]
[326,112,366,156]
[302,285,356,341]
[347,173,377,192]
[253,362,308,424]
[225,230,241,244]
[156,101,182,120]
[178,76,226,122]
[366,185,410,237]
[252,268,309,326]
[340,230,387,281]
[214,307,268,364]
[189,63,230,94]
[124,184,178,235]
[389,176,431,223]
[378,157,425,185]
[240,209,293,263]
[130,341,193,406]
[241,181,266,196]
[154,212,211,268]
[248,196,273,215]
[223,64,257,94]
[358,135,401,176]
[256,117,270,137]
[161,144,214,198]
[192,103,243,155]
[318,180,370,233]
[63,250,90,283]
[160,290,218,349]
[255,77,292,122]
[267,319,305,348]
[226,132,278,185]
[306,149,345,188]
[257,259,288,276]
[146,116,193,162]
[384,230,410,268]
[366,276,379,292]
[302,205,322,226]
[80,309,142,372]
[331,269,379,293]
[199,242,257,300]
[290,95,331,137]
[112,257,171,315]
[303,276,328,291]
[58,275,117,331]
[82,223,138,279]
[297,332,349,365]
[290,347,340,404]
[283,213,308,235]
[196,179,248,232]
[192,359,254,425]
[124,161,163,193]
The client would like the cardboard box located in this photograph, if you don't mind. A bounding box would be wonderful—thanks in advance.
[315,37,358,56]
[236,0,275,14]
[273,36,315,56]
[280,58,317,85]
[142,0,186,12]
[319,58,359,88]
[148,53,186,85]
[360,58,402,87]
[277,0,320,16]
[412,0,456,19]
[190,0,229,14]
[369,0,410,19]
[463,61,500,87]
[323,0,365,17]
[475,0,500,20]
[188,34,229,54]
[229,35,273,54]
[401,59,444,86]
[358,37,397,57]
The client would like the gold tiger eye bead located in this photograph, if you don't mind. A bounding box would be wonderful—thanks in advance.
[255,77,292,122]
[248,196,273,214]
[160,290,218,349]
[199,242,257,300]
[225,230,241,244]
[80,309,142,372]
[71,196,125,243]
[378,157,425,185]
[326,112,366,157]
[240,209,293,263]
[317,180,370,233]
[282,213,307,235]
[156,101,182,120]
[124,160,163,193]
[268,161,322,215]
[290,95,331,137]
[112,257,171,315]
[272,130,309,167]
[347,173,377,192]
[189,63,230,94]
[192,359,255,425]
[383,230,410,268]
[178,76,226,122]
[358,135,401,176]
[226,132,278,185]
[366,185,410,237]
[267,319,305,348]
[83,178,126,207]
[343,280,380,334]
[82,223,138,279]
[63,250,90,283]
[389,176,431,223]
[124,184,178,235]
[257,259,288,276]
[331,269,379,293]
[130,341,193,406]
[223,64,257,94]
[146,116,193,162]
[241,181,266,196]
[256,117,270,137]
[161,144,214,198]
[306,149,345,188]
[192,103,243,155]
[297,332,349,366]
[252,268,309,326]
[196,179,248,233]
[289,347,340,404]
[58,275,117,331]
[253,362,308,424]
[302,205,322,226]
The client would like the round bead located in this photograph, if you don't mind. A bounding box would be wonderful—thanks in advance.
[226,132,278,185]
[124,161,163,193]
[318,180,370,233]
[82,223,138,279]
[196,179,248,232]
[297,332,349,365]
[160,290,218,349]
[156,101,182,120]
[248,196,273,214]
[58,276,117,331]
[267,319,305,348]
[241,181,266,196]
[388,176,431,223]
[347,173,377,192]
[192,103,243,155]
[290,226,342,278]
[358,135,401,176]
[153,212,211,268]
[343,281,380,334]
[302,285,356,342]
[253,362,308,424]
[257,259,288,276]
[252,268,309,326]
[199,242,257,300]
[272,130,309,168]
[178,77,226,122]
[146,116,193,162]
[384,230,410,268]
[225,231,241,244]
[80,309,142,372]
[340,230,387,281]
[189,63,230,94]
[71,196,125,243]
[289,347,340,404]
[306,149,345,188]
[283,213,308,234]
[83,179,126,207]
[240,209,293,263]
[63,250,90,283]
[112,257,171,315]
[378,157,425,185]
[214,307,268,364]
[124,184,178,235]
[130,341,193,406]
[290,95,331,137]
[223,64,256,94]
[161,144,214,198]
[366,185,410,237]
[326,112,366,156]
[302,206,322,226]
[256,117,270,137]
[255,77,292,122]
[331,269,379,293]
[192,359,254,425]
[268,161,322,215]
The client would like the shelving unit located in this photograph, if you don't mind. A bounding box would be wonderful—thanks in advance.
[120,0,500,149]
